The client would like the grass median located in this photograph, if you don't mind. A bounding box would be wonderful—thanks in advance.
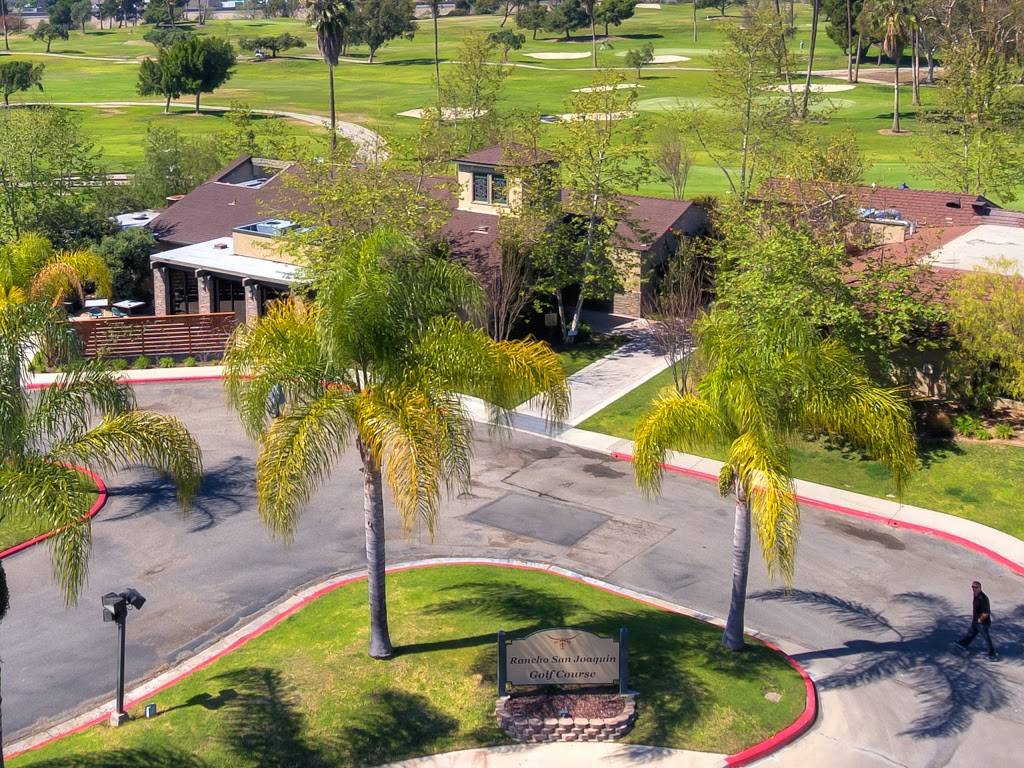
[0,472,100,553]
[579,367,1024,540]
[13,565,805,767]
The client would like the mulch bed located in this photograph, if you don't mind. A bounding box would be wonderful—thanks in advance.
[506,693,625,720]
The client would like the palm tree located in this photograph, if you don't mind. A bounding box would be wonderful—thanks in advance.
[307,0,353,153]
[633,309,916,650]
[859,0,916,132]
[429,0,441,112]
[0,301,203,760]
[582,0,598,68]
[223,229,569,659]
[0,233,110,308]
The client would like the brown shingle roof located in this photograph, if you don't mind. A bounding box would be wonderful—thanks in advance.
[455,144,555,167]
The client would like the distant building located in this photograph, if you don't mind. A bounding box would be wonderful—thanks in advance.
[146,148,707,325]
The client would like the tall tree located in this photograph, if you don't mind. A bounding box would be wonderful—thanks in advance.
[595,0,636,37]
[550,71,648,342]
[1,0,9,52]
[308,0,353,153]
[71,0,91,32]
[136,54,185,113]
[858,0,916,132]
[223,229,569,658]
[515,2,548,39]
[799,0,821,118]
[0,61,44,107]
[31,21,70,53]
[634,309,915,650]
[349,0,416,64]
[546,0,588,40]
[439,32,508,152]
[581,0,598,67]
[0,302,202,758]
[172,36,236,113]
[429,0,441,110]
[0,233,110,309]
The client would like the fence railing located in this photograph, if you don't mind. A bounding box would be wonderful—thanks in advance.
[71,313,238,359]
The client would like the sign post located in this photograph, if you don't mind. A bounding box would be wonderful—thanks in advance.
[497,629,508,697]
[618,627,629,694]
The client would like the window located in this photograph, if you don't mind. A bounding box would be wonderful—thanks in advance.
[168,269,198,315]
[472,173,489,203]
[491,174,508,204]
[470,171,509,206]
[215,277,246,323]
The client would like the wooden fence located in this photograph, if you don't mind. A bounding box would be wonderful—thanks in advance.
[71,313,238,359]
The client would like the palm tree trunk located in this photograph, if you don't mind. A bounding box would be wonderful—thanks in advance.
[693,0,697,42]
[911,30,920,105]
[358,438,394,660]
[329,62,337,153]
[800,0,820,118]
[2,0,9,53]
[892,61,900,132]
[854,33,862,82]
[723,478,751,651]
[590,14,598,69]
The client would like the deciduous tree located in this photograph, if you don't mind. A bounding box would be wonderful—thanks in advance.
[349,0,416,63]
[0,61,44,107]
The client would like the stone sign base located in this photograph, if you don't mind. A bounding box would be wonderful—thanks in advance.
[495,693,638,743]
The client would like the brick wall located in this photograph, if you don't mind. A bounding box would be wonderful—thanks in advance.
[152,267,169,317]
[198,274,213,314]
[495,695,637,743]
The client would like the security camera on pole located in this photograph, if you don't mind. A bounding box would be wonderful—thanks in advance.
[101,588,146,726]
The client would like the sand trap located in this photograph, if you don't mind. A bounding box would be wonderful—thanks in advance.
[636,2,662,7]
[555,111,636,122]
[524,52,592,60]
[768,83,856,93]
[397,107,487,120]
[650,54,690,63]
[572,83,643,93]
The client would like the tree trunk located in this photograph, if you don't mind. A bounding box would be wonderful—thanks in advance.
[46,38,52,53]
[911,30,920,105]
[892,61,900,132]
[926,48,934,83]
[194,91,201,114]
[2,0,9,52]
[329,63,337,152]
[845,0,853,82]
[800,0,820,119]
[368,46,376,64]
[722,478,751,651]
[693,0,697,42]
[358,437,394,660]
[854,33,862,82]
[165,93,171,113]
[433,6,441,112]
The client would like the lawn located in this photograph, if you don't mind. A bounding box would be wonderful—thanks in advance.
[3,6,1017,203]
[556,334,628,376]
[0,472,99,553]
[12,565,805,766]
[579,367,1024,539]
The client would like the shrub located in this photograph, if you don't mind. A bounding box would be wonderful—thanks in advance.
[158,357,175,368]
[181,356,197,367]
[109,358,129,371]
[975,427,993,440]
[994,423,1015,440]
[953,413,982,437]
[29,350,47,373]
[132,356,150,369]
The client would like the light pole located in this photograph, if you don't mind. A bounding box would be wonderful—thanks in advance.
[101,588,146,726]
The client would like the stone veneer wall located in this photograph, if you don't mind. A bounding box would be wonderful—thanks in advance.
[495,694,637,743]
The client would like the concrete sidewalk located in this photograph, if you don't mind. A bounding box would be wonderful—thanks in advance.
[380,742,725,768]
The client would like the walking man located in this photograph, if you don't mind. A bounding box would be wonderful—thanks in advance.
[956,581,998,659]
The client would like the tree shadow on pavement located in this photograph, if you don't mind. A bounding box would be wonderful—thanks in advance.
[101,456,256,532]
[753,589,1024,737]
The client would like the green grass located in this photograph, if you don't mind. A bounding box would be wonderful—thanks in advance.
[2,6,1018,203]
[13,565,804,766]
[579,367,1024,539]
[556,334,627,376]
[0,473,99,552]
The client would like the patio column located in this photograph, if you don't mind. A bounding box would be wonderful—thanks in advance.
[197,272,213,314]
[152,265,169,316]
[243,281,260,326]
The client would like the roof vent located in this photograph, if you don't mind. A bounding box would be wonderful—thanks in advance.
[213,243,229,250]
[946,200,962,209]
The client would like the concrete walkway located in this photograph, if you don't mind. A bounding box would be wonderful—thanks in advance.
[381,741,724,768]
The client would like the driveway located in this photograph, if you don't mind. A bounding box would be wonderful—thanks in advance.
[3,381,1022,767]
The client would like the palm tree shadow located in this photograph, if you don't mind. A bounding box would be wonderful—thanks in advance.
[26,747,210,768]
[753,589,1024,737]
[101,456,255,532]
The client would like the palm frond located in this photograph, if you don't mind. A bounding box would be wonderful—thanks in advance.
[728,431,800,581]
[223,298,333,440]
[354,385,463,538]
[414,316,570,427]
[255,387,356,540]
[633,389,724,498]
[49,411,203,509]
[786,339,917,494]
[28,362,135,447]
[0,460,95,604]
[31,249,111,307]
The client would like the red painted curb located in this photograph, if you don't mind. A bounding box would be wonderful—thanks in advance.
[6,560,816,765]
[0,467,108,561]
[610,451,1024,577]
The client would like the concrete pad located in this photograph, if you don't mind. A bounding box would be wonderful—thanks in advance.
[465,493,607,546]
[524,52,591,60]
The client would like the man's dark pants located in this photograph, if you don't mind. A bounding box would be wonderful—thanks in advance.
[959,621,996,655]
